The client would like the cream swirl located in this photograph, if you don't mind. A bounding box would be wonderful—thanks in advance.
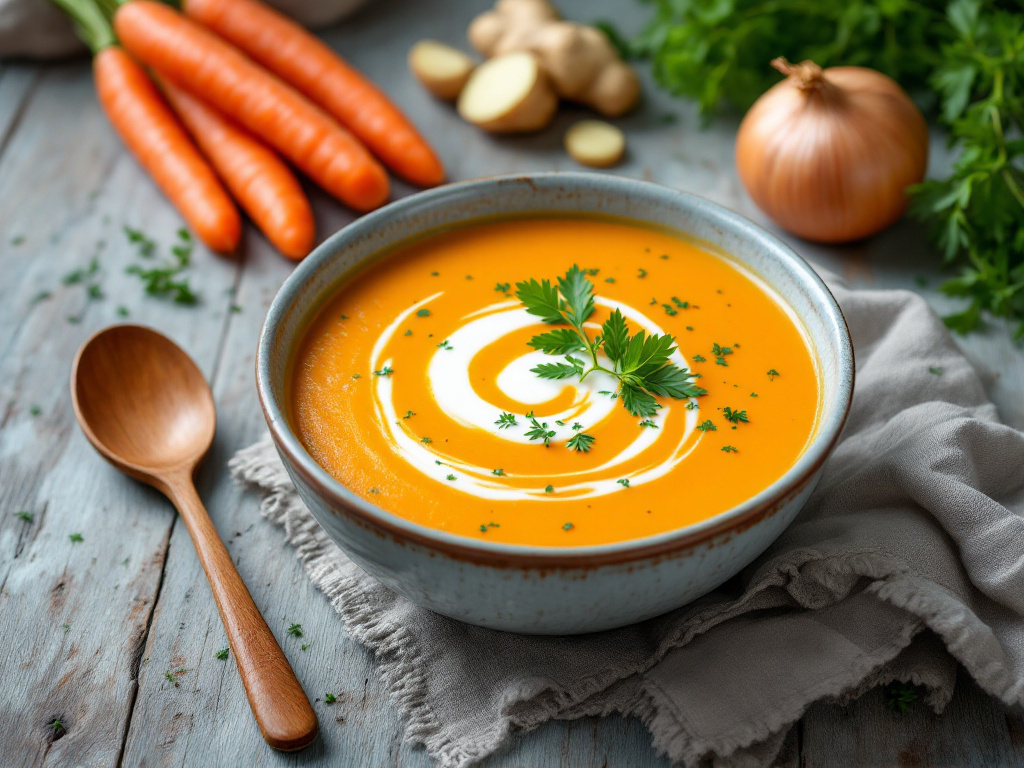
[370,296,702,500]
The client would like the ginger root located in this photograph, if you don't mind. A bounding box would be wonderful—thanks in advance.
[409,40,476,100]
[457,51,558,133]
[468,0,640,117]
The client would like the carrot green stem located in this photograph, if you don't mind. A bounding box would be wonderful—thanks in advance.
[49,0,117,54]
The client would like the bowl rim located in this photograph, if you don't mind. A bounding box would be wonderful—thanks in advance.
[257,172,854,567]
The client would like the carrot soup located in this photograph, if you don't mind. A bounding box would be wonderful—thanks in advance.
[290,216,820,547]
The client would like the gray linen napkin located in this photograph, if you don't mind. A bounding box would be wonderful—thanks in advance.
[229,273,1024,767]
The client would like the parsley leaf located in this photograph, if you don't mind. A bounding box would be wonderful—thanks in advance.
[528,328,587,355]
[495,412,518,429]
[531,356,584,380]
[722,407,749,424]
[567,432,595,452]
[525,414,556,446]
[601,308,629,365]
[517,267,705,417]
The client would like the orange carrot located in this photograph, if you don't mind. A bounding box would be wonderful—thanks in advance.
[183,0,445,188]
[95,46,241,253]
[158,77,316,260]
[114,1,389,212]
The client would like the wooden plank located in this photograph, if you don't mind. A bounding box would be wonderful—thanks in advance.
[803,667,1024,767]
[0,65,40,161]
[0,61,241,766]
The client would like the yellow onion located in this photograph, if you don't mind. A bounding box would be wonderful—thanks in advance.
[736,58,929,244]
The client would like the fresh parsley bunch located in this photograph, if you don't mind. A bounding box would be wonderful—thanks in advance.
[516,265,706,417]
[630,0,1024,336]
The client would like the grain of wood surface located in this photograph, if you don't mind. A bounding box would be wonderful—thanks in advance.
[1,1,1023,766]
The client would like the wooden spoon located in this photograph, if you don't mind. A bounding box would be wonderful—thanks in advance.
[70,324,318,751]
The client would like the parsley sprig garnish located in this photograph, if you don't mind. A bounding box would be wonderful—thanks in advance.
[516,265,705,417]
[524,412,556,447]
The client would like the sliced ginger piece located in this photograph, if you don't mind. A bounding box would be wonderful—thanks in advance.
[564,120,625,167]
[409,40,476,100]
[457,51,557,133]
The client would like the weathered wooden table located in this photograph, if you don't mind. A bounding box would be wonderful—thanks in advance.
[2,0,1023,765]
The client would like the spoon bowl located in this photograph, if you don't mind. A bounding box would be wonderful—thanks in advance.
[72,325,215,480]
[71,324,317,751]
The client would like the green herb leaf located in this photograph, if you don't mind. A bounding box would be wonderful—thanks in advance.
[495,412,518,429]
[556,265,596,325]
[515,277,565,324]
[215,648,229,660]
[620,382,660,417]
[531,356,584,380]
[722,407,749,424]
[601,308,629,366]
[528,328,587,355]
[567,432,595,452]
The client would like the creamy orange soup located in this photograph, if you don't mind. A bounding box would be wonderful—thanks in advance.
[291,217,819,547]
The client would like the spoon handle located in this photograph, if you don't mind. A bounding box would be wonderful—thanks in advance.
[166,473,318,751]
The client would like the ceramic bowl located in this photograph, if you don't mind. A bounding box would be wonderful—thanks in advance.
[257,173,853,635]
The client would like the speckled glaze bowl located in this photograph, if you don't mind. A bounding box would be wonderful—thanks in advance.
[257,173,853,635]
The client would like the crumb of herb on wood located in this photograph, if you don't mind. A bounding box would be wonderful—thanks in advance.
[116,306,129,317]
[929,366,943,376]
[164,668,187,687]
[69,532,83,543]
[286,623,303,638]
[301,643,312,651]
[325,693,337,704]
[215,648,229,660]
[29,404,41,416]
[49,718,65,736]
[883,681,920,713]
[15,511,33,523]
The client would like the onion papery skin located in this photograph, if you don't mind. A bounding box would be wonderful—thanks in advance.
[736,63,929,244]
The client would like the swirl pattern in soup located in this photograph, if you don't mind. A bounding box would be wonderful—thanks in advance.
[291,217,819,547]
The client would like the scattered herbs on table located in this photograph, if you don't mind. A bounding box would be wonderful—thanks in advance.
[125,227,198,305]
[286,622,303,638]
[68,532,83,543]
[215,648,229,660]
[14,511,33,523]
[325,693,337,704]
